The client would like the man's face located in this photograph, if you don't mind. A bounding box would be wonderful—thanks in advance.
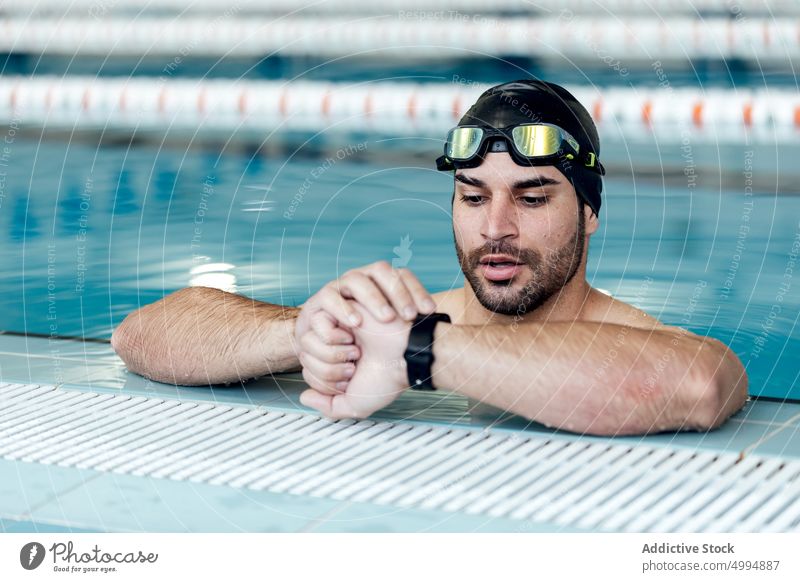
[452,151,593,316]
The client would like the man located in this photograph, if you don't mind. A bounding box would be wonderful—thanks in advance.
[112,79,748,436]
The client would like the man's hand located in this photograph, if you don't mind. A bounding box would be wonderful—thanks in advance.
[294,261,435,393]
[298,301,412,420]
[295,261,435,335]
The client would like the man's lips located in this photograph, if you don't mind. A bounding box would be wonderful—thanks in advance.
[479,254,522,266]
[478,254,525,281]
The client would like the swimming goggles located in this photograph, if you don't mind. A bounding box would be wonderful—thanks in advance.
[435,123,605,175]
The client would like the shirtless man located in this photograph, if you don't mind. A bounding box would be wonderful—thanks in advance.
[111,80,748,436]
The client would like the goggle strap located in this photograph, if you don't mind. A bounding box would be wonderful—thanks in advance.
[436,155,454,171]
[581,151,605,175]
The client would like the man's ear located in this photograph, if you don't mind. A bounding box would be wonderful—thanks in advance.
[584,205,599,236]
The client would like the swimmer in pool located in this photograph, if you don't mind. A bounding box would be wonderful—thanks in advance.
[112,79,748,435]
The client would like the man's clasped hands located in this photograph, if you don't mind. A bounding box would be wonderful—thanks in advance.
[294,261,441,420]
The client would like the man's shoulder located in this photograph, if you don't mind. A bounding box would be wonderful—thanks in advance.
[431,289,461,315]
[585,289,677,332]
[430,286,684,333]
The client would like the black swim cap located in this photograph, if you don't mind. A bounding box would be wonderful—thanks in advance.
[451,79,603,217]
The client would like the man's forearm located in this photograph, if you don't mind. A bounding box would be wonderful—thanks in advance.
[112,287,302,386]
[430,321,744,436]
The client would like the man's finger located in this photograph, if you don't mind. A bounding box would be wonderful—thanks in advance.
[396,268,436,314]
[300,388,360,420]
[299,389,334,416]
[301,326,360,364]
[365,262,418,321]
[300,369,348,396]
[309,311,355,346]
[337,271,397,322]
[299,351,353,394]
[319,285,362,327]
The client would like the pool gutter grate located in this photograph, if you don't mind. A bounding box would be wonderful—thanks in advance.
[2,382,799,532]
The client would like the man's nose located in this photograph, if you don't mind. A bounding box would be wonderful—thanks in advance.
[481,196,519,241]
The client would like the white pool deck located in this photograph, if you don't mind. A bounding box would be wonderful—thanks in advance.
[1,333,799,533]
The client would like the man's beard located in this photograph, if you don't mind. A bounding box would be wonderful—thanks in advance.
[454,211,585,317]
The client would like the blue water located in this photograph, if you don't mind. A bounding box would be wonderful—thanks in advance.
[0,137,797,399]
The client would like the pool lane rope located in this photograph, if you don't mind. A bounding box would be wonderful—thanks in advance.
[1,77,799,143]
[0,16,797,62]
[6,0,800,16]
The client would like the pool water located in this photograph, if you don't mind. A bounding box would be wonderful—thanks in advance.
[0,136,797,399]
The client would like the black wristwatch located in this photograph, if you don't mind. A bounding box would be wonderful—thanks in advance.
[404,312,451,391]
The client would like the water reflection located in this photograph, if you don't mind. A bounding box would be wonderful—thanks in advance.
[189,262,237,292]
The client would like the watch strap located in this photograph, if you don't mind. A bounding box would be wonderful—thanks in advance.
[404,312,451,390]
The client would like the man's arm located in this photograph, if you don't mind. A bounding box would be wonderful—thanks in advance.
[111,286,302,386]
[431,321,749,436]
[112,261,437,388]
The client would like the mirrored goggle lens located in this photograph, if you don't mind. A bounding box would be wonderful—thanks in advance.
[446,127,484,160]
[511,124,572,157]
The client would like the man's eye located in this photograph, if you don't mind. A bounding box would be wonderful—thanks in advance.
[459,194,485,205]
[522,196,547,206]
